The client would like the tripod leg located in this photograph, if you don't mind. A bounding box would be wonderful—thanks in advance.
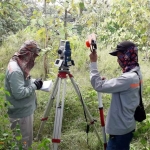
[52,78,66,150]
[36,77,59,140]
[69,75,103,146]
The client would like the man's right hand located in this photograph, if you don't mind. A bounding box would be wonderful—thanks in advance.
[34,78,43,90]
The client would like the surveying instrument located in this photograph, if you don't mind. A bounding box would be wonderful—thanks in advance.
[36,40,102,150]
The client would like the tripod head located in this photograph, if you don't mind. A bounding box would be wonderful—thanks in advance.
[55,40,75,71]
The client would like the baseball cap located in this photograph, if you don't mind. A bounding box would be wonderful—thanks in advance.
[109,41,136,56]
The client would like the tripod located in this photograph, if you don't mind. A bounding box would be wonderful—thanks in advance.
[36,68,102,150]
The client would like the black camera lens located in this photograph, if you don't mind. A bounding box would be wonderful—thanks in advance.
[55,60,60,64]
[58,50,62,54]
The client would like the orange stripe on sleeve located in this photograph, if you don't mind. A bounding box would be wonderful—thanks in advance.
[130,80,142,88]
[130,83,139,88]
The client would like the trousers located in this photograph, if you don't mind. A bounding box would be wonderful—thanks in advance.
[9,114,33,149]
[106,130,134,150]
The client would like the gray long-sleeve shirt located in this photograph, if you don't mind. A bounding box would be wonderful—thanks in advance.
[90,62,142,135]
[5,61,37,118]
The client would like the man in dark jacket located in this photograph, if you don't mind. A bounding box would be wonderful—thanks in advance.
[89,41,142,150]
[5,40,43,149]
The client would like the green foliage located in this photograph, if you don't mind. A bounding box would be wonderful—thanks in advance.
[35,138,51,150]
[97,0,150,55]
[0,73,11,149]
[0,0,27,44]
[132,114,150,149]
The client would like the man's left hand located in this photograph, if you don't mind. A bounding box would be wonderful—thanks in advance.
[89,51,97,62]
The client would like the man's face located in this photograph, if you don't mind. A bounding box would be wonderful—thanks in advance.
[117,52,125,68]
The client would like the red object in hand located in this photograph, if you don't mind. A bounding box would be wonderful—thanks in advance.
[86,40,90,47]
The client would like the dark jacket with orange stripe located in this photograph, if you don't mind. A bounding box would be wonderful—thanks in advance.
[90,62,142,135]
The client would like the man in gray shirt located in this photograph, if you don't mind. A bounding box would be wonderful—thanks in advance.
[89,41,142,150]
